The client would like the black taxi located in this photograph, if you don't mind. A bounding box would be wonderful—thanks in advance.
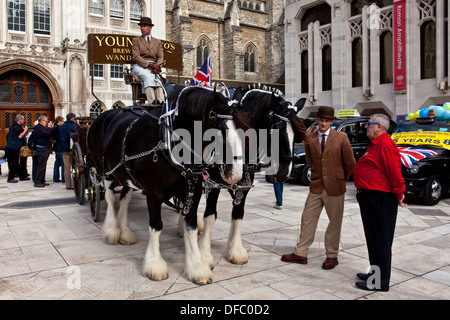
[391,118,450,205]
[291,109,396,185]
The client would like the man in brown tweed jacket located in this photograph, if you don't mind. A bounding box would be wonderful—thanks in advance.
[281,106,356,270]
[132,17,164,105]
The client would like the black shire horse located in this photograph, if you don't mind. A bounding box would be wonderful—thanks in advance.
[195,89,307,268]
[86,86,249,284]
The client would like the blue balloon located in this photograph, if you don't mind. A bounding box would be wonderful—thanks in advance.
[434,106,444,117]
[444,110,450,120]
[419,108,429,118]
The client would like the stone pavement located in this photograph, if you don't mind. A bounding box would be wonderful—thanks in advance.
[0,154,449,301]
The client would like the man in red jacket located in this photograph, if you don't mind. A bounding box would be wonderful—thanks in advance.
[353,113,406,292]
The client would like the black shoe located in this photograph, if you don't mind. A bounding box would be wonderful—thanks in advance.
[355,281,389,292]
[20,177,30,181]
[7,179,18,183]
[356,273,371,281]
[34,183,45,188]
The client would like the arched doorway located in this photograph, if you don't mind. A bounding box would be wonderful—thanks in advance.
[0,69,54,146]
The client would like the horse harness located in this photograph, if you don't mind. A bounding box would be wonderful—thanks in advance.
[102,103,236,215]
[202,98,294,206]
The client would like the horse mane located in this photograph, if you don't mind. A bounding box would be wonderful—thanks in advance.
[237,88,307,142]
[170,86,251,131]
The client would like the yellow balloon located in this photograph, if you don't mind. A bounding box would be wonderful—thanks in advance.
[408,113,415,120]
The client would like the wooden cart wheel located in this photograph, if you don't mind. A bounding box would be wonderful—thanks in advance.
[71,142,85,204]
[88,167,101,222]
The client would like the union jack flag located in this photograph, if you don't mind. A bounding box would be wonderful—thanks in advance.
[190,54,212,87]
[398,147,437,168]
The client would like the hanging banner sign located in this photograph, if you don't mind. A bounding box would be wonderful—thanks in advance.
[391,131,450,150]
[393,0,406,90]
[87,34,183,70]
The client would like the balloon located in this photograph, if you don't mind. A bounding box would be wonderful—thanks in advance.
[444,102,450,110]
[414,110,421,118]
[407,113,415,120]
[419,108,429,118]
[444,110,450,120]
[434,106,444,118]
[429,105,436,110]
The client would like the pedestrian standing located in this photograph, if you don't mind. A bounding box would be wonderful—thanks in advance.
[52,116,65,183]
[32,115,54,187]
[353,113,406,292]
[58,113,79,190]
[281,106,356,270]
[5,115,30,183]
[273,182,283,210]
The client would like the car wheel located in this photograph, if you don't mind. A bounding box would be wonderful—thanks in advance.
[300,164,311,186]
[423,175,442,206]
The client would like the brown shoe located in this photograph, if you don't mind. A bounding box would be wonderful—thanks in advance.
[322,257,338,270]
[281,253,307,264]
[34,183,45,188]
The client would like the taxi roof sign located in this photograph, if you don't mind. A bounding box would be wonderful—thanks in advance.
[336,109,361,118]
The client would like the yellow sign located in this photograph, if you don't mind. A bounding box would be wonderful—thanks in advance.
[336,109,360,118]
[391,131,450,150]
[87,34,183,70]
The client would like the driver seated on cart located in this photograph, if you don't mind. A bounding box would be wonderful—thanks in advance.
[131,16,164,106]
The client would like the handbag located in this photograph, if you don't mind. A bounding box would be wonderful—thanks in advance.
[20,146,35,158]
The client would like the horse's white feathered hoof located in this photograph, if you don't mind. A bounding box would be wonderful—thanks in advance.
[227,247,249,265]
[187,267,213,285]
[102,222,120,245]
[142,261,169,281]
[144,271,169,281]
[119,227,137,245]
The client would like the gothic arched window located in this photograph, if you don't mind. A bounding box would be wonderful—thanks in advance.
[421,20,436,79]
[380,31,393,84]
[322,45,332,91]
[301,51,309,94]
[130,0,143,21]
[352,38,363,87]
[244,45,256,72]
[196,38,210,68]
[111,0,124,19]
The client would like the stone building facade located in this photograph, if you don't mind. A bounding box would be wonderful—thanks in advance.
[285,0,450,120]
[165,0,286,88]
[0,0,165,145]
[0,0,285,146]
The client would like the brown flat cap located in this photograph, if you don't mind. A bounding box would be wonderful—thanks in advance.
[317,106,336,119]
[138,17,154,26]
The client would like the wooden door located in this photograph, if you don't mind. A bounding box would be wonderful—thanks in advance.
[0,69,54,146]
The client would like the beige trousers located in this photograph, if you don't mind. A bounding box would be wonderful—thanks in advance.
[62,152,73,189]
[145,87,164,104]
[294,190,345,258]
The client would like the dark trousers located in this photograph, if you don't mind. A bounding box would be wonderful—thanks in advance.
[53,151,65,182]
[33,147,50,184]
[6,148,27,180]
[356,190,398,290]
